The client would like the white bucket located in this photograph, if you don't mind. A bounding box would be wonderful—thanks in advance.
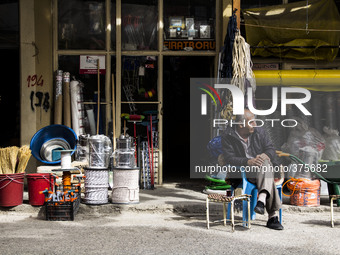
[112,169,139,204]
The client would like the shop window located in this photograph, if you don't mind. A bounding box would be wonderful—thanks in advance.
[0,1,19,48]
[121,0,158,51]
[121,56,158,105]
[163,0,216,51]
[58,55,115,135]
[111,0,117,50]
[241,0,282,9]
[58,55,107,101]
[119,55,159,171]
[58,0,106,50]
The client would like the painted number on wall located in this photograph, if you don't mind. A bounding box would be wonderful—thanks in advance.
[27,74,44,87]
[30,91,50,112]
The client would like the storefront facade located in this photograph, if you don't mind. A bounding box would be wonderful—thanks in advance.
[8,0,340,182]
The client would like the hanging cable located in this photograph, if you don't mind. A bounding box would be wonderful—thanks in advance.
[231,30,256,94]
[305,0,309,35]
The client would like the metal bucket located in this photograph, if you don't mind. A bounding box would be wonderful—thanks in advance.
[113,149,135,169]
[76,134,89,162]
[88,135,112,169]
[116,136,134,150]
[30,125,77,164]
[113,136,136,168]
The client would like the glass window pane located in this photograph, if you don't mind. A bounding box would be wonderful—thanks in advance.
[58,55,106,102]
[0,1,19,48]
[111,0,116,50]
[242,0,282,9]
[121,56,158,106]
[163,0,216,51]
[121,0,158,51]
[58,55,115,135]
[58,0,106,50]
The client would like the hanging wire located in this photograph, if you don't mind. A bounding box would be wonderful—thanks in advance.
[220,9,238,80]
[305,0,309,35]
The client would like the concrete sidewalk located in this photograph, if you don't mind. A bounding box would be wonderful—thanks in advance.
[0,182,339,217]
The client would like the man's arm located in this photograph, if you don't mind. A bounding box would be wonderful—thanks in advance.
[257,127,278,164]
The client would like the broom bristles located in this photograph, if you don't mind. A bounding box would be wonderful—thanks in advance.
[129,115,144,121]
[0,148,12,174]
[0,149,3,174]
[9,146,19,174]
[16,145,31,174]
[0,145,32,174]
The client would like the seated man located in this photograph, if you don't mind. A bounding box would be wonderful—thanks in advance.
[221,108,283,230]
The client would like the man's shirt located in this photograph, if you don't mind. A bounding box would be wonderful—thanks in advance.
[235,130,255,159]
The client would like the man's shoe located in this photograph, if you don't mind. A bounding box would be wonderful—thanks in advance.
[266,216,284,230]
[254,201,265,215]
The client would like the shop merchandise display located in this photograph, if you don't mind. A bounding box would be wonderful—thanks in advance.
[322,127,340,161]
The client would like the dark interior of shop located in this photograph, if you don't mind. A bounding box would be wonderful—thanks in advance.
[163,56,214,182]
[0,1,19,148]
[0,49,20,147]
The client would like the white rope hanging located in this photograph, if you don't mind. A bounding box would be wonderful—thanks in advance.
[231,30,256,94]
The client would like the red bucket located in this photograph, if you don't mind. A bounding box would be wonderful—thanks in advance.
[26,173,54,206]
[0,173,25,207]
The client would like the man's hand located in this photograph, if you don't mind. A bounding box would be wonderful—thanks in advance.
[259,153,270,162]
[247,155,265,167]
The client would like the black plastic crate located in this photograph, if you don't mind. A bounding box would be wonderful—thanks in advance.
[45,192,81,221]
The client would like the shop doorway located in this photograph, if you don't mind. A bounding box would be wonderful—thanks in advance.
[0,50,20,147]
[163,56,214,182]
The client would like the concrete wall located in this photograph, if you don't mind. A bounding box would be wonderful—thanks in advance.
[20,0,53,173]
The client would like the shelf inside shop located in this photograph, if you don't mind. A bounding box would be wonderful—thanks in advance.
[82,102,112,105]
[121,101,161,104]
[164,38,215,41]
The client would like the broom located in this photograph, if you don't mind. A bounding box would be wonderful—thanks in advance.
[0,148,6,174]
[0,147,18,174]
[9,146,19,174]
[0,145,31,174]
[16,145,32,173]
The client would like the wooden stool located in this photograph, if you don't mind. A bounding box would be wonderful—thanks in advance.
[206,194,251,232]
[330,195,340,228]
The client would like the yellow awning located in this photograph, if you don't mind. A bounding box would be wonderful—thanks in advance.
[254,70,340,91]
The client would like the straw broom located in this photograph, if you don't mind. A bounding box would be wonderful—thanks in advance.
[0,149,4,174]
[0,145,31,174]
[9,146,19,174]
[0,148,13,174]
[16,145,31,174]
